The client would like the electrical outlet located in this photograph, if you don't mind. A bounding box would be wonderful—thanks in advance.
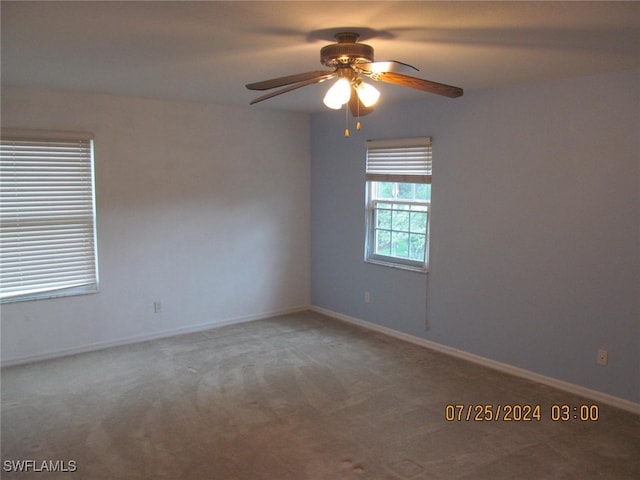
[364,291,371,303]
[154,301,162,314]
[597,349,608,366]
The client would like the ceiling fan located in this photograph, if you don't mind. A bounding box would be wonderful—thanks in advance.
[246,32,463,120]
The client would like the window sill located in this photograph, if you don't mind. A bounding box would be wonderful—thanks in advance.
[365,257,428,274]
[1,285,99,304]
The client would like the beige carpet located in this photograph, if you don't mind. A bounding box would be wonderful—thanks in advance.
[2,311,639,479]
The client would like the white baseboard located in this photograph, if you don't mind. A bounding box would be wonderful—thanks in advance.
[310,305,640,415]
[1,305,310,368]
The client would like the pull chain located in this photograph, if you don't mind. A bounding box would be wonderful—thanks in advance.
[344,103,350,137]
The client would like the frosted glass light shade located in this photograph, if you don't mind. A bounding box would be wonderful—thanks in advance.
[355,81,380,107]
[323,78,351,109]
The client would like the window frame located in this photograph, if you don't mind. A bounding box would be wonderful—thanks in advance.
[364,137,432,273]
[0,128,99,303]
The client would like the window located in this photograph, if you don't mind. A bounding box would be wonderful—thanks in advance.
[0,129,99,302]
[365,137,432,272]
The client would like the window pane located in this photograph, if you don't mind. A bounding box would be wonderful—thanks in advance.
[396,183,415,200]
[376,230,391,255]
[376,208,392,229]
[392,232,409,258]
[392,210,410,232]
[373,182,431,201]
[377,182,395,199]
[409,234,426,261]
[410,211,427,232]
[415,184,431,201]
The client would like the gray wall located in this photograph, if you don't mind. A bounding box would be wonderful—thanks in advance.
[311,69,640,403]
[1,87,311,363]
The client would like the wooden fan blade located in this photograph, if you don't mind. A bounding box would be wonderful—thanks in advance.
[349,86,375,117]
[249,73,337,105]
[369,71,463,98]
[246,70,335,91]
[355,60,419,74]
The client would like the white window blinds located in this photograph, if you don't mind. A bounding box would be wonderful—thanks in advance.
[0,129,98,302]
[366,137,432,183]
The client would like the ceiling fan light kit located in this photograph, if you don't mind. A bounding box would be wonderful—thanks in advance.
[246,31,463,137]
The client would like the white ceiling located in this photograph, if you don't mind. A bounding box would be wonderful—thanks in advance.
[2,1,639,113]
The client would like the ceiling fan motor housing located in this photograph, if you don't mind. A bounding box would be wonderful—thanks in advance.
[320,32,374,66]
